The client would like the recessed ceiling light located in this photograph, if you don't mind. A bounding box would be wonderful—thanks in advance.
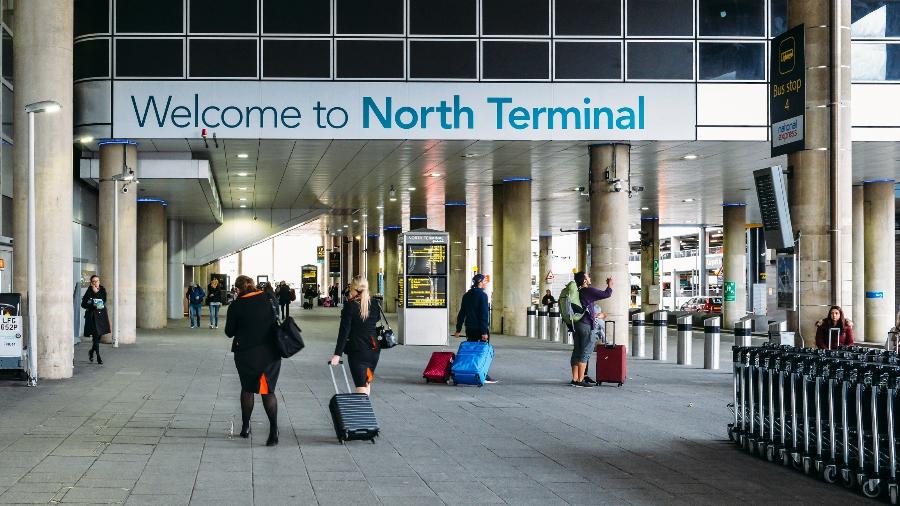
[238,187,248,191]
[362,214,368,217]
[461,153,478,158]
[79,136,94,143]
[342,225,348,228]
[640,207,650,211]
[237,172,248,177]
[237,153,249,159]
[376,206,384,210]
[482,213,490,217]
[429,173,442,177]
[239,197,247,201]
[239,204,247,208]
[408,187,416,191]
[682,154,698,160]
[353,219,359,223]
[683,198,695,202]
[575,220,582,223]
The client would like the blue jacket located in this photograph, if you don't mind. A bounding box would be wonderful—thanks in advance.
[456,287,490,333]
[186,286,205,306]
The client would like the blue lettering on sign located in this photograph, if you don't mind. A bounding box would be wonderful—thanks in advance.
[866,291,884,299]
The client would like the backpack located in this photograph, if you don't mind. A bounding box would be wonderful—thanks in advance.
[558,281,585,328]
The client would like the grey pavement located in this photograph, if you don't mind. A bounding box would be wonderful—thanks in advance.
[0,305,868,505]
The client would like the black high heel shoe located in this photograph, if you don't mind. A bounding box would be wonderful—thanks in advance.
[266,429,279,446]
[88,349,94,362]
[96,355,103,365]
[240,425,251,438]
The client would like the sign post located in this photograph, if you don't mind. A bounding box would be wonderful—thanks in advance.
[771,24,805,157]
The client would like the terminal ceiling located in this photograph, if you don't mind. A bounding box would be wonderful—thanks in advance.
[127,138,899,237]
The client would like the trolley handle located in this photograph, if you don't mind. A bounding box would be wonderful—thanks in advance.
[327,360,353,394]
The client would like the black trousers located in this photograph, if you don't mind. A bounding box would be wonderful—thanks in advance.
[465,327,489,342]
[280,303,290,319]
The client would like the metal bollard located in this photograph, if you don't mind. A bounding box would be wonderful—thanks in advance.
[548,305,561,343]
[677,315,692,365]
[538,306,549,341]
[652,310,668,361]
[735,319,752,347]
[631,312,646,358]
[527,306,537,338]
[768,321,788,345]
[704,317,720,370]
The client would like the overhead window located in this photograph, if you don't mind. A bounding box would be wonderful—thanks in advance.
[698,42,764,80]
[555,42,621,80]
[75,0,110,36]
[627,42,693,80]
[262,0,330,34]
[263,39,330,78]
[555,0,621,36]
[336,0,403,34]
[336,40,403,78]
[483,41,549,79]
[189,39,257,77]
[74,38,110,80]
[409,0,476,35]
[410,40,477,79]
[483,0,549,35]
[852,0,900,37]
[627,0,693,36]
[698,0,764,37]
[117,0,183,33]
[190,0,257,34]
[852,42,900,80]
[117,39,183,77]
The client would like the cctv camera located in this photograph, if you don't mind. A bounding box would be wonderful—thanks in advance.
[121,186,129,193]
[612,181,622,192]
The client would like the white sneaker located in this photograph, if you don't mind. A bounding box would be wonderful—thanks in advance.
[209,324,214,329]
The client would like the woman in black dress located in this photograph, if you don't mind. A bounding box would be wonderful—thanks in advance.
[330,276,382,396]
[224,275,281,446]
[81,275,110,364]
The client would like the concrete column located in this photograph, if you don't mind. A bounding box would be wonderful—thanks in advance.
[446,204,467,327]
[501,180,532,337]
[589,144,630,350]
[237,249,243,274]
[670,236,681,253]
[352,236,361,278]
[491,184,504,333]
[787,0,854,344]
[852,185,864,337]
[640,218,660,314]
[383,227,400,312]
[864,181,895,342]
[136,202,167,329]
[699,227,708,296]
[576,229,589,272]
[167,219,184,320]
[98,142,137,344]
[12,0,75,379]
[538,235,552,297]
[722,204,747,329]
[366,233,380,294]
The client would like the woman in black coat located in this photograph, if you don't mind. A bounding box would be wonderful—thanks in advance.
[81,275,110,364]
[224,275,281,446]
[329,276,382,396]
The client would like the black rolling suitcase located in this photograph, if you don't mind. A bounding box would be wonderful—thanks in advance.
[327,362,379,444]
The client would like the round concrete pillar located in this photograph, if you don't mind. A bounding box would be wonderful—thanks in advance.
[576,229,589,272]
[366,233,380,295]
[852,185,864,338]
[383,228,400,312]
[491,184,504,334]
[864,181,896,342]
[588,144,630,350]
[722,204,747,329]
[446,204,467,328]
[167,219,184,320]
[538,235,552,298]
[98,142,138,345]
[500,180,532,337]
[640,217,660,314]
[12,0,75,378]
[136,202,167,329]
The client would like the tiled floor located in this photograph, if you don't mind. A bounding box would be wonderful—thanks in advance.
[0,307,866,504]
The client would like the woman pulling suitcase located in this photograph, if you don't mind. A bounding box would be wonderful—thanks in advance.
[330,276,381,396]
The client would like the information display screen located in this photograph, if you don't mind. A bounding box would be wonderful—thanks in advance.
[405,244,447,275]
[405,276,447,308]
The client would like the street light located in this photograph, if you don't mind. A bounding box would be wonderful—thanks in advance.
[24,100,61,387]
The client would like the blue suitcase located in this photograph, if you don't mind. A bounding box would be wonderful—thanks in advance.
[451,341,494,386]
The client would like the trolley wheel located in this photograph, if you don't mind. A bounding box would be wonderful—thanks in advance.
[862,480,882,499]
[727,425,735,442]
[765,445,775,462]
[802,458,813,475]
[889,484,898,505]
[617,383,623,387]
[841,471,856,489]
[822,465,838,484]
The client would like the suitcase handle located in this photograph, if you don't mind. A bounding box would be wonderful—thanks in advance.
[327,361,353,394]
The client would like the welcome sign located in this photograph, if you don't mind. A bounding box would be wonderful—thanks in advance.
[113,82,696,141]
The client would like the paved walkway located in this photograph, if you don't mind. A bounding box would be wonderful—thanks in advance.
[0,306,866,505]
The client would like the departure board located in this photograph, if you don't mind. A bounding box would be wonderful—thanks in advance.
[405,276,447,308]
[405,244,447,275]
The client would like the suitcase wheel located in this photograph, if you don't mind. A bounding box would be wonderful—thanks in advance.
[617,383,623,387]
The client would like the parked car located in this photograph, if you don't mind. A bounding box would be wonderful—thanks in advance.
[679,296,722,313]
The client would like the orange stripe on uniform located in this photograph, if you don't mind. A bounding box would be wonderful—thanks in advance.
[259,373,269,394]
[366,368,373,384]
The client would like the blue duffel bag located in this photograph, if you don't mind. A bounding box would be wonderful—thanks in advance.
[451,341,494,386]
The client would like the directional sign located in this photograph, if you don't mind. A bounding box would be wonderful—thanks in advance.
[771,24,805,157]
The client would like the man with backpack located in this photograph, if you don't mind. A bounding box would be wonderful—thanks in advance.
[560,271,613,387]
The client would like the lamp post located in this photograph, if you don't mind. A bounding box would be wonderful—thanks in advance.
[24,100,61,387]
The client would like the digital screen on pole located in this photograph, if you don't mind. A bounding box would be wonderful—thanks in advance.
[405,244,447,275]
[405,276,447,308]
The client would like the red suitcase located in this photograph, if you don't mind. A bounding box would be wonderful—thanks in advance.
[423,352,455,383]
[595,321,626,387]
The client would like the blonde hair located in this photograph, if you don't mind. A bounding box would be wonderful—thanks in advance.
[210,278,219,288]
[350,275,370,320]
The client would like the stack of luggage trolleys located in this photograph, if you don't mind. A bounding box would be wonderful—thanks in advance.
[729,343,900,502]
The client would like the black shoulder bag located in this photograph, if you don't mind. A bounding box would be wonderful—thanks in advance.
[269,298,304,358]
[375,304,397,349]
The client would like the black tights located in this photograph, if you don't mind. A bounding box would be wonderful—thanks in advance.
[89,334,101,360]
[240,391,277,435]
